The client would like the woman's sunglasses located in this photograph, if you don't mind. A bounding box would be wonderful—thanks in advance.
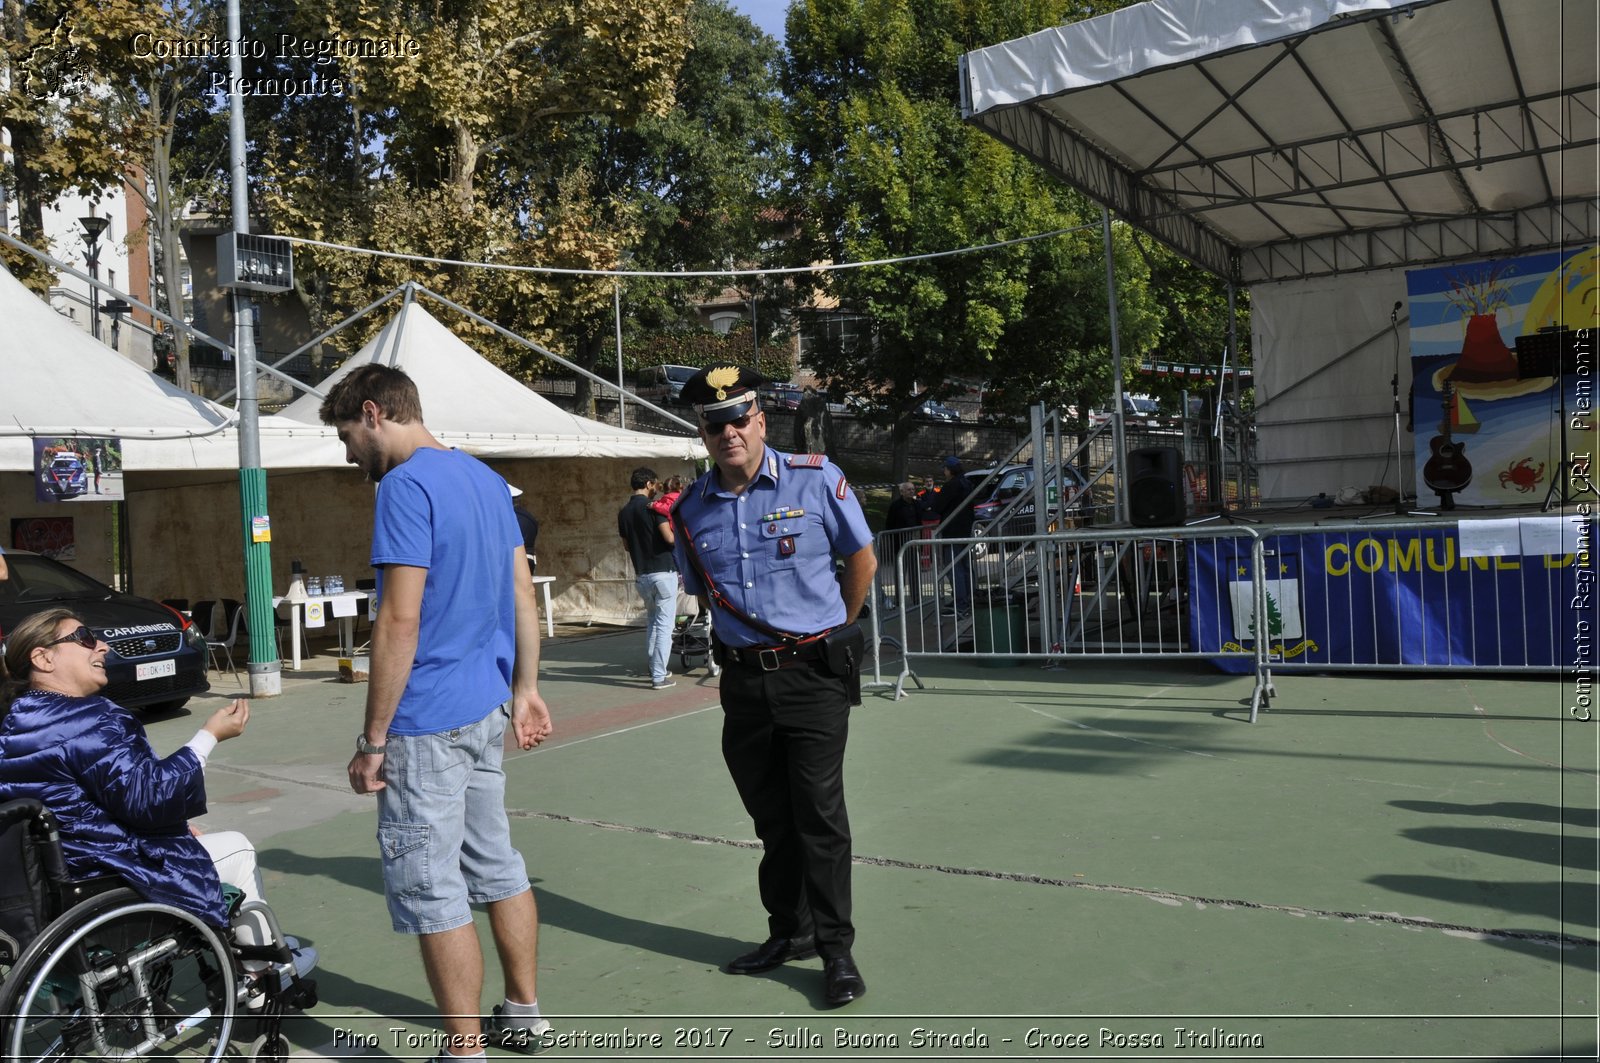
[48,625,99,649]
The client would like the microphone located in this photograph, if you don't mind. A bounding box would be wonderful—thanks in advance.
[1391,300,1402,324]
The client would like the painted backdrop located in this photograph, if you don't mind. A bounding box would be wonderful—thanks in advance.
[1407,247,1596,508]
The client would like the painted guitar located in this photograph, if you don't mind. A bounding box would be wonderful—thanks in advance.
[1422,381,1472,509]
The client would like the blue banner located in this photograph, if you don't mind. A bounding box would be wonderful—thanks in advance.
[1188,523,1596,672]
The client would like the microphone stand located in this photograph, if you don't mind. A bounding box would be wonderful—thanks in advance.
[1362,301,1433,520]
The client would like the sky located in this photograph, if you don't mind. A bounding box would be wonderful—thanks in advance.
[729,0,789,41]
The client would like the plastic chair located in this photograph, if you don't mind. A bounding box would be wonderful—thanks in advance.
[190,600,218,641]
[206,602,244,684]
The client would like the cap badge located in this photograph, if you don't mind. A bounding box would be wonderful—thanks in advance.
[707,365,741,401]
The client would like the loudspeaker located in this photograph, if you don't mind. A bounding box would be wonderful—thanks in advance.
[1128,446,1185,526]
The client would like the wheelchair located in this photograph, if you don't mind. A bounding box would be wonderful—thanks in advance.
[0,799,317,1063]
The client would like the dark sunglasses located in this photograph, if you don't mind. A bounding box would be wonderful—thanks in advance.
[48,625,98,649]
[701,414,755,432]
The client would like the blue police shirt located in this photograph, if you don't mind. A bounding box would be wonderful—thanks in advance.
[672,446,872,648]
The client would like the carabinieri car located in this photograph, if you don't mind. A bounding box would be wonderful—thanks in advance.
[0,550,210,712]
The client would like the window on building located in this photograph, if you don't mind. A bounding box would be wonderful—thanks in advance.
[797,311,873,369]
[708,311,745,335]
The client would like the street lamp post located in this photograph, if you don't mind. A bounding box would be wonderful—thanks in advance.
[79,215,109,341]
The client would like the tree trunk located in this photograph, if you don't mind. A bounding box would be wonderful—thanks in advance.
[147,93,191,393]
[569,331,606,419]
[450,121,479,211]
[1,0,47,289]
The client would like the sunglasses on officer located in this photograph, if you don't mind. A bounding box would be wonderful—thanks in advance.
[701,413,756,432]
[48,625,99,650]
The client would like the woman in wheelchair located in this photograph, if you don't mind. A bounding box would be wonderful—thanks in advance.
[0,608,315,1061]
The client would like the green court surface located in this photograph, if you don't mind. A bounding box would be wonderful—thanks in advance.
[162,629,1597,1062]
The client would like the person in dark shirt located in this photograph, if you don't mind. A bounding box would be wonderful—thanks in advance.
[617,468,679,689]
[882,482,931,604]
[932,457,976,616]
[509,484,540,575]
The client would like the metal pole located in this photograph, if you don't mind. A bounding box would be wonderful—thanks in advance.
[1219,282,1233,510]
[87,250,101,341]
[228,0,280,697]
[1100,206,1128,526]
[614,279,626,430]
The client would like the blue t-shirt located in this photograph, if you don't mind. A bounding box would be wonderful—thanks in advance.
[371,448,521,736]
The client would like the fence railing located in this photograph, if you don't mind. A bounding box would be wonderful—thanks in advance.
[863,514,1595,722]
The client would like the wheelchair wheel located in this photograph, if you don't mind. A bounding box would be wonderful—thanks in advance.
[245,1032,286,1063]
[1,888,236,1062]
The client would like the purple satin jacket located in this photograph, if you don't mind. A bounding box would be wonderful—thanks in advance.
[0,689,227,926]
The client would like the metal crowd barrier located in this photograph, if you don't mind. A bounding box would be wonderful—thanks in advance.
[861,514,1595,723]
[865,523,1273,721]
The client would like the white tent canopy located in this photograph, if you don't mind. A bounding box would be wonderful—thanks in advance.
[115,298,705,471]
[962,0,1596,500]
[0,264,234,470]
[272,298,703,461]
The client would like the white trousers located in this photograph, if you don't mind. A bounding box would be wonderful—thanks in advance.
[198,830,267,944]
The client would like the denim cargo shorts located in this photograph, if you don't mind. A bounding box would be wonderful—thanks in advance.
[376,703,530,934]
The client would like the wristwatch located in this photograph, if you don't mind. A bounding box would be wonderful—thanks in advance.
[355,734,387,755]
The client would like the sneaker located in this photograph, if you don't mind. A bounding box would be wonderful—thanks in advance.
[284,936,318,984]
[483,1006,552,1054]
[651,679,677,690]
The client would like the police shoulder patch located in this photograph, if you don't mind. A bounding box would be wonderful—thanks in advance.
[786,453,827,469]
[836,476,849,501]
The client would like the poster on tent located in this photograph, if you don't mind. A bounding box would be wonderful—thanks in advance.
[1406,247,1597,509]
[31,436,124,503]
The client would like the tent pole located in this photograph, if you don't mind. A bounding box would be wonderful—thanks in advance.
[227,0,280,697]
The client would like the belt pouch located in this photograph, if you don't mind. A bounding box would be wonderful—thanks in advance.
[821,622,865,705]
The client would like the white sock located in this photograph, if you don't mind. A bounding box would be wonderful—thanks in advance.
[500,998,542,1028]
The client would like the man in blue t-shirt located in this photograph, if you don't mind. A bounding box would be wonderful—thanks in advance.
[320,364,553,1059]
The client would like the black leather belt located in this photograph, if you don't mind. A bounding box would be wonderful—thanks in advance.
[722,640,825,671]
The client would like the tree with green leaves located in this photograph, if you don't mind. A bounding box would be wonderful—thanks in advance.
[782,0,1234,476]
[236,0,694,378]
[0,0,163,290]
[782,1,1122,475]
[536,0,788,413]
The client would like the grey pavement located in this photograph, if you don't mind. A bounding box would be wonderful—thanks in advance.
[136,627,1598,1062]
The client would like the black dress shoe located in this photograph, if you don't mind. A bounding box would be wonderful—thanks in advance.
[725,935,817,975]
[823,954,866,1006]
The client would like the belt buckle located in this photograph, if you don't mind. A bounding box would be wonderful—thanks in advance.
[758,648,782,671]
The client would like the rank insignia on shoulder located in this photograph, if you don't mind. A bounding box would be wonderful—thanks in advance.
[836,477,850,500]
[787,453,826,469]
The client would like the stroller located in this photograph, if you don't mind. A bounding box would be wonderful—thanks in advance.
[671,609,720,677]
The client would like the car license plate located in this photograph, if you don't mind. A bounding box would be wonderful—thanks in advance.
[136,659,177,681]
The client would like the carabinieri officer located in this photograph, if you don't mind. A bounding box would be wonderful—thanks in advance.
[671,363,876,1008]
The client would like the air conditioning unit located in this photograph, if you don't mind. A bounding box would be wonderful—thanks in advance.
[216,233,293,292]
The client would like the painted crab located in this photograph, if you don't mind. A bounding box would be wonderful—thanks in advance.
[1498,457,1545,493]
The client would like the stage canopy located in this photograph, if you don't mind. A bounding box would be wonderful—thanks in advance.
[961,0,1597,501]
[960,0,1597,285]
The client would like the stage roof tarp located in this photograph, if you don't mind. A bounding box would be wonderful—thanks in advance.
[961,0,1598,283]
